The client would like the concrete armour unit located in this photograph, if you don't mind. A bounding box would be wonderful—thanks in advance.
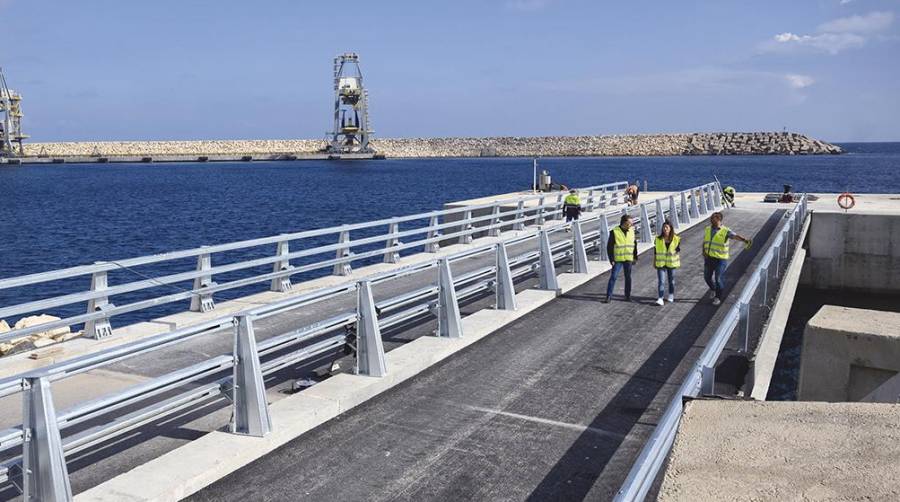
[798,305,900,402]
[659,400,900,502]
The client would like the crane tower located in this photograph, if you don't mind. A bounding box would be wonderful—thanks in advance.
[327,52,373,154]
[0,68,27,157]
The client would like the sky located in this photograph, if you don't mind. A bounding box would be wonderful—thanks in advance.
[2,0,898,142]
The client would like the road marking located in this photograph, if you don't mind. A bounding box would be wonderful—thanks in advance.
[463,404,625,440]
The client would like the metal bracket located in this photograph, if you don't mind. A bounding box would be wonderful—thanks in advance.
[22,376,72,502]
[333,230,352,276]
[190,251,215,312]
[88,304,115,339]
[437,259,463,338]
[356,280,387,376]
[572,220,589,274]
[270,239,293,292]
[231,315,272,437]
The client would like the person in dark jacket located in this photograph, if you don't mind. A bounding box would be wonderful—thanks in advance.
[604,214,639,303]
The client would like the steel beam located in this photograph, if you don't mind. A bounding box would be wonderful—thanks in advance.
[356,280,387,376]
[22,377,72,502]
[231,315,272,437]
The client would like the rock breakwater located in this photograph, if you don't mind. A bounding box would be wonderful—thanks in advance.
[20,132,841,159]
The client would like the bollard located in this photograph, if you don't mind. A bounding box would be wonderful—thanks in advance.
[572,220,589,273]
[537,229,560,294]
[231,315,272,437]
[513,200,526,231]
[425,215,441,253]
[85,266,114,339]
[356,280,387,376]
[437,259,463,338]
[488,204,502,237]
[458,210,474,244]
[333,230,353,275]
[669,195,680,230]
[654,199,664,235]
[22,377,72,502]
[639,204,652,243]
[599,214,611,262]
[383,222,401,264]
[494,242,517,310]
[270,239,293,292]
[190,251,216,312]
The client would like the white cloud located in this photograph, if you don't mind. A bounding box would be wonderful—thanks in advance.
[785,74,815,89]
[770,31,866,54]
[818,11,894,33]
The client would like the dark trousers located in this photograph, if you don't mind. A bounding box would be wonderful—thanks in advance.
[606,261,632,299]
[704,257,728,299]
[565,206,580,222]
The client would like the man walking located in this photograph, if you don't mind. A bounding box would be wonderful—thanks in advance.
[703,211,751,306]
[604,214,638,303]
[563,189,582,232]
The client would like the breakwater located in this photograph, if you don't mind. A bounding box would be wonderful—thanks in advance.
[14,132,841,161]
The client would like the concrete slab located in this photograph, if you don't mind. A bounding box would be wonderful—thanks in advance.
[659,400,900,502]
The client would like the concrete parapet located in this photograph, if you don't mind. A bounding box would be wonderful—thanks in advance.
[659,400,900,502]
[798,306,900,402]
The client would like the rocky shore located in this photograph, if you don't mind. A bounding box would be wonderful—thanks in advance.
[20,132,841,159]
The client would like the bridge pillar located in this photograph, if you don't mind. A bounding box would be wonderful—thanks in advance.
[334,229,353,275]
[270,239,293,292]
[494,242,517,310]
[383,222,401,264]
[572,220,589,273]
[690,189,700,220]
[513,200,526,231]
[654,199,664,235]
[599,214,611,262]
[425,216,441,253]
[190,251,216,313]
[669,195,680,230]
[488,205,502,237]
[231,314,272,437]
[22,376,72,502]
[537,229,560,294]
[85,266,114,339]
[639,204,652,243]
[437,259,463,338]
[681,191,691,225]
[458,210,474,245]
[356,280,387,376]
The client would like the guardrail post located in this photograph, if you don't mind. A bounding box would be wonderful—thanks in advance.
[699,187,709,215]
[437,259,463,338]
[738,301,751,353]
[572,220,589,273]
[535,196,546,226]
[513,200,526,231]
[426,215,442,253]
[384,222,401,264]
[270,239,293,292]
[334,229,353,275]
[706,184,716,210]
[22,376,72,502]
[700,364,716,395]
[231,314,272,437]
[712,183,723,209]
[538,229,560,294]
[488,204,502,237]
[553,193,563,220]
[85,267,114,339]
[759,265,769,306]
[495,243,517,310]
[599,214,611,262]
[356,280,387,376]
[189,250,216,312]
[681,191,692,224]
[654,199,664,235]
[458,210,475,244]
[639,204,652,243]
[669,195,680,230]
[586,190,595,211]
[610,188,619,206]
[690,189,700,219]
[773,243,781,277]
[599,189,607,209]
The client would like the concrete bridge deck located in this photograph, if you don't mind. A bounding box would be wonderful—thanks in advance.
[187,206,784,501]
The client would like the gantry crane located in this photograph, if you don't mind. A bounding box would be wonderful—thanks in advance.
[326,52,373,154]
[0,68,27,157]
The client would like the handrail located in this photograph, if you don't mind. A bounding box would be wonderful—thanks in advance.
[614,194,809,502]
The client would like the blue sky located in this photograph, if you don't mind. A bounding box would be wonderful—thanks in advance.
[2,0,898,142]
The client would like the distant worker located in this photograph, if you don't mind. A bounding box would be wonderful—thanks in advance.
[654,219,681,306]
[722,186,736,207]
[703,211,752,306]
[625,182,640,206]
[604,214,638,303]
[563,189,582,232]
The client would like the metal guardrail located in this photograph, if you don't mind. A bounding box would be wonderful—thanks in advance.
[0,182,633,342]
[0,181,724,501]
[614,193,809,502]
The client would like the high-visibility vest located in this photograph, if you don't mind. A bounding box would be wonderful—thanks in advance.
[724,186,735,195]
[654,235,681,268]
[564,194,580,206]
[704,226,730,260]
[612,226,636,262]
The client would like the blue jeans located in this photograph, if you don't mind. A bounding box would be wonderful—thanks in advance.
[606,261,632,298]
[704,257,728,299]
[657,267,675,298]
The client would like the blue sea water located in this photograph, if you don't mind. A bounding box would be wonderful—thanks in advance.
[1,142,898,326]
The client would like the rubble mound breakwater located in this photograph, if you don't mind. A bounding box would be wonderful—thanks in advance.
[21,132,841,159]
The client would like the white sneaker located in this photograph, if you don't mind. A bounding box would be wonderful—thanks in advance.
[712,298,722,306]
[655,298,664,306]
[667,294,674,303]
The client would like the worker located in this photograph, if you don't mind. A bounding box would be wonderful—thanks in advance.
[703,211,751,306]
[563,189,582,232]
[625,183,640,206]
[654,219,680,306]
[722,186,736,207]
[604,214,638,303]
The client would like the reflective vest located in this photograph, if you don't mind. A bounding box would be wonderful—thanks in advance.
[612,226,636,262]
[654,235,681,268]
[564,194,580,206]
[723,186,735,195]
[704,226,730,260]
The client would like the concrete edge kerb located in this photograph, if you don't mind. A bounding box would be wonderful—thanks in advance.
[74,210,714,502]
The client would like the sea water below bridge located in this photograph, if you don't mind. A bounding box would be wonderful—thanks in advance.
[1,142,897,326]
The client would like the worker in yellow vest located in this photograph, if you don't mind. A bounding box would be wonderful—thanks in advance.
[563,189,582,232]
[654,220,681,306]
[604,214,638,303]
[704,211,751,306]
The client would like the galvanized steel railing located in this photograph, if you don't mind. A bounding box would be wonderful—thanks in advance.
[0,181,724,501]
[0,182,633,342]
[614,193,809,502]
